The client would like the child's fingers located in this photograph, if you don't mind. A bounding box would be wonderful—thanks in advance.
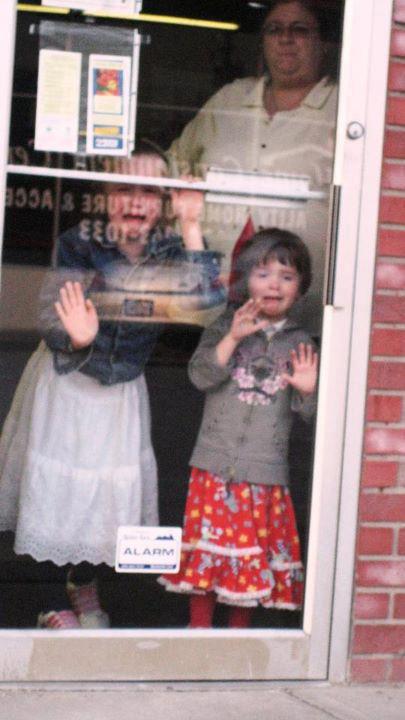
[59,281,85,310]
[290,348,298,367]
[64,281,78,306]
[58,286,71,312]
[73,280,85,302]
[297,342,308,364]
[54,300,66,322]
[235,299,254,319]
[292,343,317,366]
[59,281,76,310]
[179,174,201,183]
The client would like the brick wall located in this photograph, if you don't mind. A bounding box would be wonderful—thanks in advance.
[349,0,405,684]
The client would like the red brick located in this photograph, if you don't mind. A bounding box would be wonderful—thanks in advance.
[357,560,405,587]
[382,161,405,190]
[389,63,405,92]
[350,658,388,683]
[378,228,405,256]
[393,593,405,618]
[384,129,405,158]
[353,624,405,653]
[392,30,405,57]
[371,328,405,356]
[376,261,405,289]
[359,492,405,521]
[354,592,390,619]
[358,526,394,555]
[366,395,402,422]
[391,658,405,682]
[387,96,405,125]
[365,428,405,454]
[373,295,405,323]
[361,461,398,488]
[399,527,405,553]
[394,0,405,24]
[379,195,405,224]
[368,362,405,390]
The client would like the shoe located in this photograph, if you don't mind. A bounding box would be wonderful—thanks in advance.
[66,577,110,629]
[37,609,81,629]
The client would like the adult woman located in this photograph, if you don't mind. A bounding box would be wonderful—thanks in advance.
[169,0,339,332]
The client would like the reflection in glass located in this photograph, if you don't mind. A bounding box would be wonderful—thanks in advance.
[169,0,339,334]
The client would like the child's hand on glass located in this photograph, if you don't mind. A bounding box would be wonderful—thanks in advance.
[170,176,203,223]
[171,176,204,251]
[282,343,318,397]
[229,299,269,342]
[55,281,99,350]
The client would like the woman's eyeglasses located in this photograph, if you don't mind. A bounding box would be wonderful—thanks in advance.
[263,22,319,39]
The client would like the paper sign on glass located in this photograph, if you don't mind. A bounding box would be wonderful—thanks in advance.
[34,49,81,153]
[86,54,131,155]
[115,526,182,574]
[44,1,140,12]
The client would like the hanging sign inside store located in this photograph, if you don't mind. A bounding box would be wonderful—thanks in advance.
[86,54,131,155]
[44,1,141,12]
[34,49,81,153]
[116,526,182,573]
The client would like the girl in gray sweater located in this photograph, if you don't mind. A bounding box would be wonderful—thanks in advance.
[160,228,318,628]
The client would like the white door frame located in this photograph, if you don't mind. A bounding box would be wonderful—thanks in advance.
[0,0,393,681]
[328,0,393,682]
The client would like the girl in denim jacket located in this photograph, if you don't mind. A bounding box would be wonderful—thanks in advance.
[160,228,318,628]
[0,148,222,629]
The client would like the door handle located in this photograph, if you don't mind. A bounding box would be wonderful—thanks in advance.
[324,184,341,306]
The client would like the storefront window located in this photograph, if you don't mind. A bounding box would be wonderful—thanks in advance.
[0,0,343,632]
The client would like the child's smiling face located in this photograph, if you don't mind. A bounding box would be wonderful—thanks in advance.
[108,153,167,262]
[248,258,301,321]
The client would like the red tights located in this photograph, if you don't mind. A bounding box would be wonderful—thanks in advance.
[189,593,253,628]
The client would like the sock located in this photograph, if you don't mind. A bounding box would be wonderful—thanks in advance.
[189,593,216,628]
[228,606,253,628]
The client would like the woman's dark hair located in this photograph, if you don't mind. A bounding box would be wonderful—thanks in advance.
[259,0,342,81]
[231,227,312,306]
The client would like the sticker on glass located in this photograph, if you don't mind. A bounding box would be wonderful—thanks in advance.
[116,526,182,574]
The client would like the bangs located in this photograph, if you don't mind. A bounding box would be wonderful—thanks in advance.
[256,246,296,269]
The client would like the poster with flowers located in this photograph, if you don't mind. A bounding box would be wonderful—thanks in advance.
[86,54,131,155]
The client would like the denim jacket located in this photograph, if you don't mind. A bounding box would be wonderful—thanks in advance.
[188,310,317,486]
[39,225,223,385]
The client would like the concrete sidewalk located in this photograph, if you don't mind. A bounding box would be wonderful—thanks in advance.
[0,682,404,720]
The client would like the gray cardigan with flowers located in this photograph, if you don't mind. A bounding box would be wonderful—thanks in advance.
[188,309,317,486]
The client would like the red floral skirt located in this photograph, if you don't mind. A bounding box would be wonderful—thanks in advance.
[160,467,304,609]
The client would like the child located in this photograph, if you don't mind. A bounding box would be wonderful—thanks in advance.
[160,228,318,628]
[0,145,220,629]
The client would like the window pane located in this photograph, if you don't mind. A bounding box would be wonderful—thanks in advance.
[0,0,343,631]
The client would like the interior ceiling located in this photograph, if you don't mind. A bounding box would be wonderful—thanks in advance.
[22,1,344,34]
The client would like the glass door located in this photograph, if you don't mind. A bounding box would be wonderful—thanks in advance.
[0,0,392,680]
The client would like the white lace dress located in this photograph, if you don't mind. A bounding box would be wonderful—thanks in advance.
[0,342,158,566]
